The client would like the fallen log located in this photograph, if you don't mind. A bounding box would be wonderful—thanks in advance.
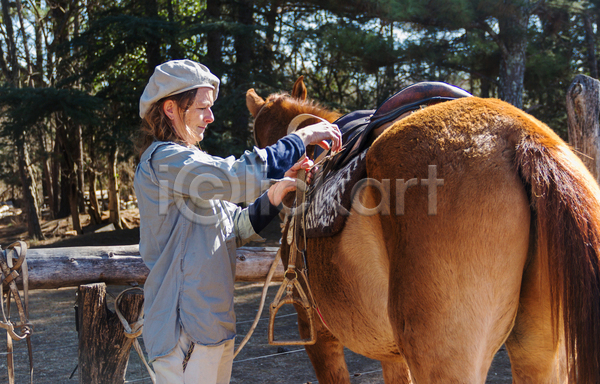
[18,245,283,290]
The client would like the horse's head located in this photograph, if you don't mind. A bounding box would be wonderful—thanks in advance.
[246,76,341,153]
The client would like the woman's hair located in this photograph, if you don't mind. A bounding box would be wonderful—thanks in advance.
[137,88,201,156]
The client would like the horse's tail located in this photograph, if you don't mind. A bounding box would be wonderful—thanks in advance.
[516,134,600,382]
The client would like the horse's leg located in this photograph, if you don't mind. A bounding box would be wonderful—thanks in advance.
[504,234,567,383]
[381,359,413,384]
[295,304,351,383]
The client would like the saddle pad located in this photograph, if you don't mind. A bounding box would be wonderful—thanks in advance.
[304,149,368,238]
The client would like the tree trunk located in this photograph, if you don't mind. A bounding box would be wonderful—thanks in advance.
[497,8,529,109]
[58,174,71,218]
[77,283,143,384]
[39,134,54,219]
[15,0,32,86]
[56,121,80,227]
[0,39,9,81]
[108,147,122,229]
[52,138,61,217]
[166,0,182,59]
[86,168,102,225]
[33,0,44,86]
[233,0,253,84]
[1,0,17,85]
[87,136,101,223]
[76,124,85,212]
[144,0,162,77]
[231,0,254,144]
[98,173,105,211]
[582,13,598,79]
[260,0,280,79]
[480,78,491,98]
[41,156,53,217]
[206,0,223,76]
[17,141,44,240]
[69,172,82,234]
[567,74,600,182]
[57,135,82,230]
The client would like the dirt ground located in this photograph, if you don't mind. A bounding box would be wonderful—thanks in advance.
[0,211,513,383]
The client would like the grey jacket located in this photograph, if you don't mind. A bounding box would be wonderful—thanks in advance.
[134,141,270,361]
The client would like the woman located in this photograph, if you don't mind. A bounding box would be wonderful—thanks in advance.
[134,59,341,384]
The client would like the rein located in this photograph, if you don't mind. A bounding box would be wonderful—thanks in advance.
[233,248,282,358]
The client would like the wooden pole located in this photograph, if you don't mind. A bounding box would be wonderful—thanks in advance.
[20,246,282,289]
[76,283,143,384]
[567,74,600,182]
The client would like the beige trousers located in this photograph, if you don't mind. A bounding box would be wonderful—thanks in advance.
[152,330,234,384]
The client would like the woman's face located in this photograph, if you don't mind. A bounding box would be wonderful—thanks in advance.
[166,87,215,144]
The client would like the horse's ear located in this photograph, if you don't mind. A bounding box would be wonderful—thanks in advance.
[246,89,265,118]
[291,76,307,101]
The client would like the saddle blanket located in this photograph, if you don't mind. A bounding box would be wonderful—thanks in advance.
[304,149,368,238]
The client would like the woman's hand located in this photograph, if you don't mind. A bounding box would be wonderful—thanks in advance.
[268,178,297,206]
[292,122,342,152]
[284,156,315,184]
[268,156,316,206]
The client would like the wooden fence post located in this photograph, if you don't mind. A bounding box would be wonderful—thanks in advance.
[76,283,144,384]
[567,74,600,182]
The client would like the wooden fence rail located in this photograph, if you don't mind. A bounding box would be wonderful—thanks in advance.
[21,245,283,290]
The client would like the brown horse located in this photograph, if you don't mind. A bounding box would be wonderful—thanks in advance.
[246,78,600,383]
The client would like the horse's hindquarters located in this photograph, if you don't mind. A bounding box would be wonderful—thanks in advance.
[367,99,531,382]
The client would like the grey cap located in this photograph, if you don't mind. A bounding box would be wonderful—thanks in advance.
[139,59,220,118]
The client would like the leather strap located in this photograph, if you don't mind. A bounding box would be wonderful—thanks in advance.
[268,168,318,346]
[114,287,156,384]
[0,241,33,384]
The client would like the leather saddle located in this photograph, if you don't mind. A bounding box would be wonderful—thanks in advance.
[303,82,471,238]
[314,81,472,177]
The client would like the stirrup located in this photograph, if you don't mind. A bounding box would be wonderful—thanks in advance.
[268,270,316,346]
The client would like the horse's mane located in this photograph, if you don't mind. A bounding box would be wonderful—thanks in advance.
[267,92,342,123]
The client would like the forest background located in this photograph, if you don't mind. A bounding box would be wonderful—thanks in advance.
[0,0,598,239]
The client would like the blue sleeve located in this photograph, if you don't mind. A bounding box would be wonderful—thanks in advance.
[247,191,281,234]
[264,134,305,179]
